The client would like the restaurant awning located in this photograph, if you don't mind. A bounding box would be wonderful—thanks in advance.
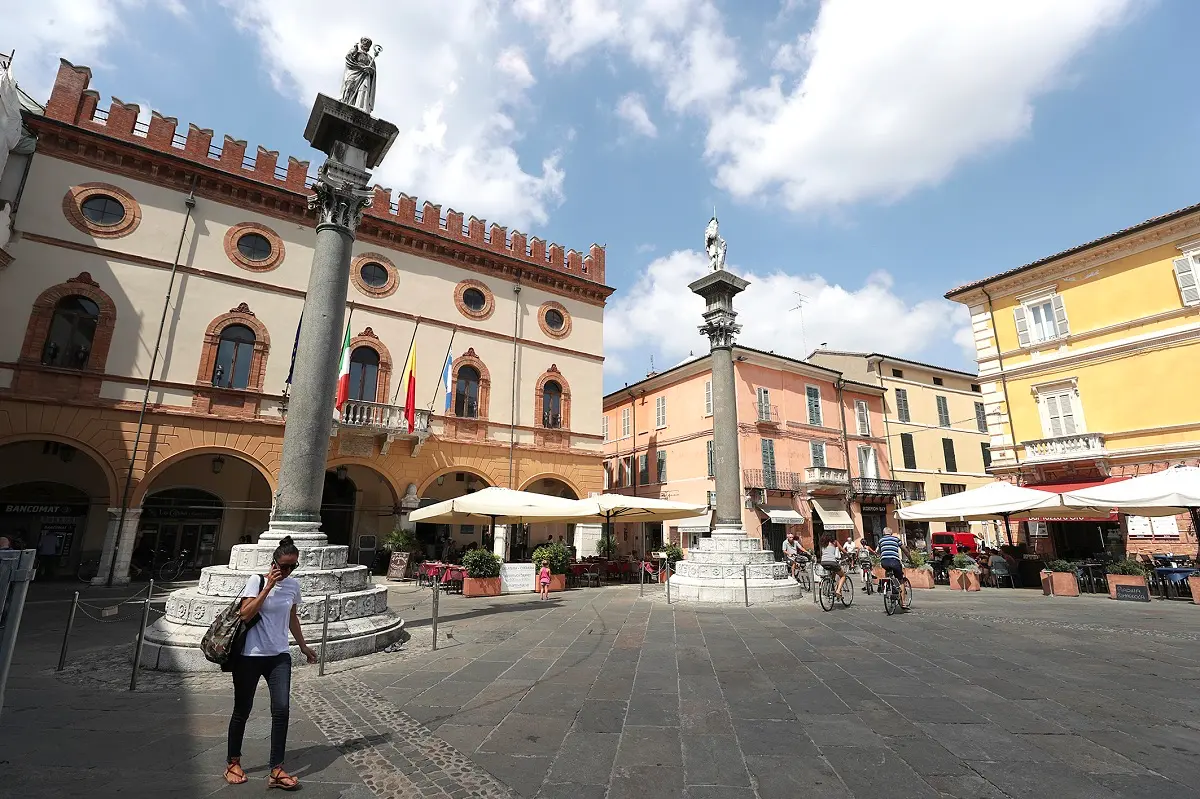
[810,497,855,530]
[760,508,805,525]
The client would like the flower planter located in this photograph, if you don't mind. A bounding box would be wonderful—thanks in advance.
[949,569,981,591]
[1040,570,1079,597]
[463,576,501,597]
[1106,573,1148,600]
[904,567,935,589]
[536,573,568,593]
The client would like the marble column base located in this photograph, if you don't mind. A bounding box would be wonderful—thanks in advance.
[668,531,804,604]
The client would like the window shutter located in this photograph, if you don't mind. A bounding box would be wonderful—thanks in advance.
[761,439,776,472]
[858,446,877,479]
[942,438,957,472]
[855,401,870,436]
[810,441,826,468]
[807,386,822,425]
[657,450,667,483]
[895,388,910,422]
[602,416,609,441]
[1045,394,1063,437]
[704,381,713,415]
[974,402,987,433]
[1050,294,1069,337]
[900,433,917,470]
[706,440,715,477]
[1013,306,1031,347]
[981,442,992,468]
[638,453,648,484]
[1059,393,1077,436]
[936,396,950,427]
[1173,256,1200,306]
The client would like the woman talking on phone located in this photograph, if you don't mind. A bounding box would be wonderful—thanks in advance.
[224,536,317,790]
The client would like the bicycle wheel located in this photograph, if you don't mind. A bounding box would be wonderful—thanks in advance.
[861,566,873,595]
[77,560,98,583]
[900,578,913,610]
[840,576,854,607]
[158,560,183,582]
[818,578,835,611]
[882,579,898,615]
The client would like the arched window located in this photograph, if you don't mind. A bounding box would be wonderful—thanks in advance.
[212,324,256,389]
[349,346,380,402]
[542,381,563,429]
[42,296,100,369]
[455,366,481,418]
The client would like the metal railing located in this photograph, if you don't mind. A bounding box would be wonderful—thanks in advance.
[1022,432,1106,463]
[542,411,563,429]
[339,400,431,435]
[755,403,780,424]
[803,466,849,485]
[743,469,804,492]
[851,478,906,496]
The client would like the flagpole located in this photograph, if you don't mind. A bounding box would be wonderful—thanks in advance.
[428,327,457,410]
[392,319,420,405]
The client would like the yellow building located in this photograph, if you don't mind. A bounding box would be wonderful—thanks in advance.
[947,202,1200,559]
[808,351,996,547]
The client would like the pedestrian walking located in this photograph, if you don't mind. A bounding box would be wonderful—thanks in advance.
[224,536,317,790]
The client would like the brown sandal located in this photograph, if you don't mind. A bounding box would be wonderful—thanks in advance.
[268,767,300,791]
[224,760,248,785]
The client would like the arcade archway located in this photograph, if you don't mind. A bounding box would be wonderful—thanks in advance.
[520,476,580,559]
[416,469,494,560]
[321,462,400,566]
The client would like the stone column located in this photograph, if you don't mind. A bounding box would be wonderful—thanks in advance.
[92,507,123,585]
[110,509,143,586]
[689,270,750,535]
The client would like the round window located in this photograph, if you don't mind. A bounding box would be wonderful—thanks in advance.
[236,233,273,262]
[544,308,565,331]
[463,287,487,312]
[360,262,389,287]
[80,195,125,226]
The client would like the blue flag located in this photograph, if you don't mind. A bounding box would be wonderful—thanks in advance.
[442,353,453,412]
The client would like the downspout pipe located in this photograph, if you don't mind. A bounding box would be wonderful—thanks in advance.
[983,286,1022,546]
[507,274,521,488]
[835,377,853,540]
[104,181,196,586]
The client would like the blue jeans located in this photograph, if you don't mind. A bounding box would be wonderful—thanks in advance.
[227,653,292,768]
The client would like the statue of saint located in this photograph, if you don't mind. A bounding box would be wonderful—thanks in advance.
[340,37,381,114]
[705,214,727,272]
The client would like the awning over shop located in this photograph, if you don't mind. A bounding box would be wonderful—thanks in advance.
[760,508,805,525]
[809,498,855,530]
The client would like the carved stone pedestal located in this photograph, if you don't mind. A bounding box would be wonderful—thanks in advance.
[669,533,805,603]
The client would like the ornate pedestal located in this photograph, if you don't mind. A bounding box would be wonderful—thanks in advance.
[669,533,804,603]
[141,528,405,671]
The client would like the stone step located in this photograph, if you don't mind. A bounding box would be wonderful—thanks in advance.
[668,574,805,604]
[229,543,349,571]
[683,550,776,565]
[163,584,390,628]
[198,565,370,597]
[675,561,789,580]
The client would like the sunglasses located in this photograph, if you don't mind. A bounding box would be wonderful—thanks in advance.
[274,560,298,573]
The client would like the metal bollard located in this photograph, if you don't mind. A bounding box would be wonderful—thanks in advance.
[743,564,749,607]
[665,562,671,605]
[431,575,440,651]
[639,558,645,596]
[129,580,154,691]
[57,591,80,672]
[0,550,36,721]
[318,592,331,677]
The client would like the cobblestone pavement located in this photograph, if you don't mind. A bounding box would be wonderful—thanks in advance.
[3,580,1200,798]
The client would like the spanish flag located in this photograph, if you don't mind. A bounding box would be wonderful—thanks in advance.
[398,338,416,431]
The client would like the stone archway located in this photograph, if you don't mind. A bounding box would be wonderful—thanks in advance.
[415,468,495,559]
[520,476,581,557]
[324,459,402,568]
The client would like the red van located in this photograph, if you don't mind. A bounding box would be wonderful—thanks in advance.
[930,532,978,558]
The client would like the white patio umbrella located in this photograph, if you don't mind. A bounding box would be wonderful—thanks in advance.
[897,481,1066,546]
[408,487,583,524]
[560,494,709,561]
[1062,465,1200,525]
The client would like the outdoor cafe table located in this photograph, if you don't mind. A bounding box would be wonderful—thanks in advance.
[1154,567,1198,600]
[1077,562,1107,594]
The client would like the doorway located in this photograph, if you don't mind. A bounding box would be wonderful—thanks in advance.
[321,470,358,548]
[139,488,224,568]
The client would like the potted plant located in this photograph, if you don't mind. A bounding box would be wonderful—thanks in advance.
[462,548,502,597]
[384,528,421,580]
[1104,558,1148,600]
[531,542,569,592]
[904,550,936,589]
[595,531,619,559]
[1041,560,1080,597]
[659,543,684,582]
[949,553,981,592]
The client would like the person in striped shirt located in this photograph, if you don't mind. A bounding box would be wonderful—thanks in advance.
[876,527,909,609]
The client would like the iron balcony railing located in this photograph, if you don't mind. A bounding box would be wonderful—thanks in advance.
[755,403,780,424]
[339,400,431,436]
[804,467,849,485]
[743,469,804,492]
[851,478,906,497]
[542,411,563,429]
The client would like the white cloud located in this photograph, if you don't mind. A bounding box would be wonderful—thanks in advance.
[615,92,657,138]
[223,0,564,229]
[604,250,971,376]
[707,0,1136,210]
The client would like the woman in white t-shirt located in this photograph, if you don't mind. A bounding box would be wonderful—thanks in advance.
[223,536,316,791]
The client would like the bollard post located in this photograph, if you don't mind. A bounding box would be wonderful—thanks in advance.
[129,580,153,691]
[56,591,80,672]
[639,557,645,597]
[665,561,671,605]
[318,593,331,677]
[431,574,440,651]
[743,564,749,607]
[0,550,36,721]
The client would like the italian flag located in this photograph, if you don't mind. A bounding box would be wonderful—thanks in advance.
[334,322,352,418]
[398,338,417,431]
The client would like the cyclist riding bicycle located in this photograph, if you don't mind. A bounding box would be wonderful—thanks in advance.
[876,527,908,609]
[818,533,848,599]
[781,532,810,581]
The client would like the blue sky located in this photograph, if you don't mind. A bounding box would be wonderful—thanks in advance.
[7,1,1200,392]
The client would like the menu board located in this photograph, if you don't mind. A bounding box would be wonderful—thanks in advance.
[500,563,535,593]
[1126,515,1179,539]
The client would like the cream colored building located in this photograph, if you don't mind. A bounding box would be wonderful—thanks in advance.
[808,351,996,545]
[0,59,608,579]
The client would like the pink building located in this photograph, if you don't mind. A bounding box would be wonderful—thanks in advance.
[602,347,898,560]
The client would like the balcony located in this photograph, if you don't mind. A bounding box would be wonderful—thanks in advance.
[755,403,780,425]
[743,469,804,492]
[338,400,431,455]
[851,478,906,497]
[804,467,850,486]
[542,410,563,429]
[1022,432,1107,463]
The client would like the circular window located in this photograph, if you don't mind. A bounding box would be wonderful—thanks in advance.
[538,302,572,339]
[544,309,565,331]
[80,195,125,226]
[237,233,273,262]
[463,287,487,312]
[360,262,389,288]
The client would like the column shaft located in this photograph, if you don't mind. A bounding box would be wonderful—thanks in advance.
[710,345,743,531]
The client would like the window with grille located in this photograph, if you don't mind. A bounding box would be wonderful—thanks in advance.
[855,400,871,436]
[941,438,957,473]
[806,385,822,426]
[706,440,715,478]
[810,441,826,468]
[974,402,987,433]
[900,433,917,469]
[655,396,667,428]
[936,395,950,427]
[895,388,910,422]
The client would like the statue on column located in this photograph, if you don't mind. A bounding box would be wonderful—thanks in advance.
[340,37,381,114]
[705,214,727,272]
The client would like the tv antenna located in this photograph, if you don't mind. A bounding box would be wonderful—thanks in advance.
[789,291,809,357]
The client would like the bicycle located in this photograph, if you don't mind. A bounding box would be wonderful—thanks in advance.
[76,558,99,583]
[879,572,912,616]
[858,558,875,596]
[157,549,194,582]
[817,563,854,611]
[787,555,812,594]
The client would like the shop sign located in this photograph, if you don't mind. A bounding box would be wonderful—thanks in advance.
[141,504,223,521]
[2,503,89,517]
[859,504,889,513]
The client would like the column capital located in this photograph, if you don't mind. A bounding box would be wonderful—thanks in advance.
[309,175,373,233]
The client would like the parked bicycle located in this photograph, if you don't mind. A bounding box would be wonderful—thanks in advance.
[76,558,99,583]
[817,564,854,611]
[156,548,194,582]
[879,572,912,616]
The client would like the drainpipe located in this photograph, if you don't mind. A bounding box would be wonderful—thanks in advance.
[983,287,1022,544]
[873,358,909,547]
[835,377,854,540]
[627,389,639,497]
[104,180,196,585]
[507,274,521,488]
